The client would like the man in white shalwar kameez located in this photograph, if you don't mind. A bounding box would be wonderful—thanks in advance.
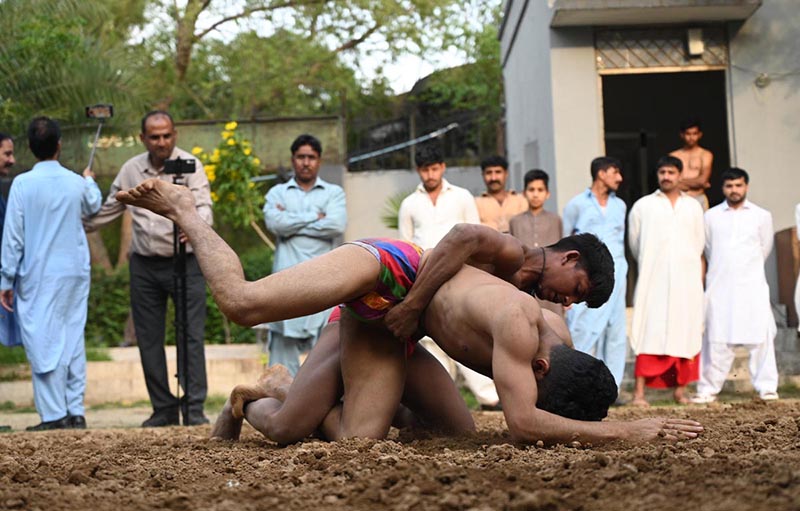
[628,155,705,406]
[0,117,102,430]
[794,203,800,335]
[693,168,778,403]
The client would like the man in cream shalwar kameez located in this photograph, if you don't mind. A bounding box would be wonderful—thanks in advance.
[693,168,778,402]
[628,156,705,406]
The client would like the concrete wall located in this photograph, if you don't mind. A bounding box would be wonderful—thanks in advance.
[501,1,560,212]
[727,0,800,231]
[343,167,484,241]
[549,28,605,209]
[501,1,602,212]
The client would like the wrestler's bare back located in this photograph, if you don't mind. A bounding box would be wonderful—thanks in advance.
[420,256,556,378]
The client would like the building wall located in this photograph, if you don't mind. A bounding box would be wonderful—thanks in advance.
[549,28,605,209]
[728,0,800,230]
[343,167,484,241]
[501,2,603,212]
[501,0,560,212]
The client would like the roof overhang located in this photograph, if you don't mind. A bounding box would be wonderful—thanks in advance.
[550,0,762,27]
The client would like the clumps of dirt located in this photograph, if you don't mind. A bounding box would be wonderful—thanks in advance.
[1,400,799,511]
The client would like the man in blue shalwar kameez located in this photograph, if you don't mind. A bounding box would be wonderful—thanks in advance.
[0,117,102,431]
[562,157,629,397]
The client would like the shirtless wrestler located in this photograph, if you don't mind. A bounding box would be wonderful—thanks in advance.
[670,118,714,211]
[116,179,704,445]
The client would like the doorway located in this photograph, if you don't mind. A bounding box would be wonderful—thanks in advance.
[601,70,730,303]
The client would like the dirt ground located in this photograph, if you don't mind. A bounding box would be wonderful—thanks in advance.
[1,400,798,511]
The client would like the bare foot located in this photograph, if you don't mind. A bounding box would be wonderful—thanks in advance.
[255,365,293,402]
[115,178,195,221]
[209,398,243,441]
[229,384,271,420]
[673,388,690,405]
[631,396,650,407]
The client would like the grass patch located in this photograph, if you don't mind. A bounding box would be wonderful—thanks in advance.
[459,387,480,411]
[0,346,110,367]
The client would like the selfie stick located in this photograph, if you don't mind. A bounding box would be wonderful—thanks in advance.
[87,118,105,170]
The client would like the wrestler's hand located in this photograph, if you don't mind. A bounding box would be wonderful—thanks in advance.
[0,290,13,313]
[384,301,424,341]
[623,418,703,443]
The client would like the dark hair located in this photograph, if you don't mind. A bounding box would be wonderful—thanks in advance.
[27,117,61,160]
[679,118,702,132]
[547,233,614,308]
[291,134,322,156]
[590,156,621,181]
[0,133,11,145]
[481,155,508,171]
[141,110,174,134]
[721,167,749,184]
[656,155,683,173]
[536,345,617,421]
[415,144,444,168]
[524,169,550,189]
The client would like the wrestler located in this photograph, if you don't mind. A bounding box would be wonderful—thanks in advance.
[116,179,703,444]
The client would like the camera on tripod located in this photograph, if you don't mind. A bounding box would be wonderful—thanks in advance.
[163,157,196,175]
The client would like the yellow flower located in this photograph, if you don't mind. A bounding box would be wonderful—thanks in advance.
[225,121,238,131]
[210,152,220,163]
[205,165,216,183]
[227,138,236,146]
[226,192,235,202]
[248,182,255,189]
[252,157,261,166]
[221,130,233,140]
[191,146,203,155]
[243,148,252,156]
[210,191,219,202]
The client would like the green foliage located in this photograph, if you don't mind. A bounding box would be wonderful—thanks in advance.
[381,189,415,230]
[0,0,145,133]
[192,122,265,230]
[86,267,132,348]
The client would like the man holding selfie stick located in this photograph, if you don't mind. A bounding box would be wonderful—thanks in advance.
[84,111,213,427]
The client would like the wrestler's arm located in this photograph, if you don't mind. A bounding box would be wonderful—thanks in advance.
[492,304,702,445]
[384,223,525,339]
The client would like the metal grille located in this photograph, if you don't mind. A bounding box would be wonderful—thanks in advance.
[596,27,728,71]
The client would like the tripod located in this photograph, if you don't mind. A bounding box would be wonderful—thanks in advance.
[171,172,191,426]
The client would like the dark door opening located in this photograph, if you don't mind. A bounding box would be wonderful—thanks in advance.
[601,70,731,304]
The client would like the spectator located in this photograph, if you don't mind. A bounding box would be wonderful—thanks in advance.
[670,118,714,211]
[263,134,346,376]
[398,145,499,410]
[1,117,102,430]
[795,203,800,336]
[0,132,16,432]
[628,155,704,406]
[562,157,628,393]
[693,168,778,403]
[84,111,213,427]
[475,155,527,233]
[509,169,563,316]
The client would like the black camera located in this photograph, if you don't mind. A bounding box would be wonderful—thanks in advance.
[163,157,196,175]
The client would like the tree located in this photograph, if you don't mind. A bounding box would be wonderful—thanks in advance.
[139,0,464,114]
[0,0,147,133]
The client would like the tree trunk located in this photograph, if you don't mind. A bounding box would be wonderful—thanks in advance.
[117,210,133,267]
[87,231,113,271]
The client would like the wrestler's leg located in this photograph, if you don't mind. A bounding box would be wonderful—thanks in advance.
[244,321,343,444]
[117,179,379,328]
[334,312,407,440]
[401,343,475,434]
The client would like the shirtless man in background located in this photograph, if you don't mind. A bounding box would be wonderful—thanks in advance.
[115,179,703,446]
[670,118,714,211]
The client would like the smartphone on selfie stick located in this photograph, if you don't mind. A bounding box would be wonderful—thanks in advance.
[85,104,114,170]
